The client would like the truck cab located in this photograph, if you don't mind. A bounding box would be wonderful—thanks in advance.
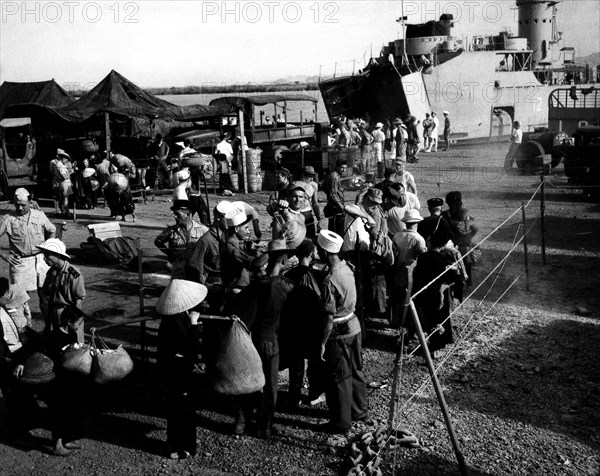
[563,125,600,185]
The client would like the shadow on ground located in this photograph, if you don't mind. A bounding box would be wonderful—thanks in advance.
[448,318,600,450]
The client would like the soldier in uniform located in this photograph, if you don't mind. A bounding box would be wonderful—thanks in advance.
[37,239,86,342]
[155,200,208,279]
[219,208,255,293]
[316,230,368,435]
[0,188,56,300]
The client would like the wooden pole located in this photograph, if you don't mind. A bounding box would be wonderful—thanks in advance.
[211,136,216,195]
[104,111,111,157]
[238,109,248,194]
[137,238,148,362]
[408,301,469,476]
[521,201,530,292]
[387,345,403,436]
[540,175,546,265]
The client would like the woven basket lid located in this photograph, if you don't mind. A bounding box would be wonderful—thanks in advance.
[156,279,208,315]
[21,352,56,385]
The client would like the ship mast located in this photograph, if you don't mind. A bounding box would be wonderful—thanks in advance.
[396,0,408,67]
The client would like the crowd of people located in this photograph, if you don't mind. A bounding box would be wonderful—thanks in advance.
[151,153,479,458]
[327,110,450,174]
[0,134,480,460]
[43,133,218,224]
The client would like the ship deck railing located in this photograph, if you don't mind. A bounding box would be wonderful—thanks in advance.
[549,87,600,109]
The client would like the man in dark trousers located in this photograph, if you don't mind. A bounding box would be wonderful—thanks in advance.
[231,239,295,438]
[282,239,325,407]
[316,230,368,435]
[442,111,451,151]
[418,197,453,248]
[156,279,208,460]
[322,159,347,235]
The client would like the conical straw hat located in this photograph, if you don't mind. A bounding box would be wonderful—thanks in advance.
[156,279,208,315]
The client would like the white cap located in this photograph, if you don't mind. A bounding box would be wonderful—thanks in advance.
[216,200,234,217]
[232,201,256,218]
[443,110,450,115]
[36,238,70,260]
[402,209,424,223]
[225,208,247,227]
[317,230,343,254]
[13,187,30,201]
[375,122,384,128]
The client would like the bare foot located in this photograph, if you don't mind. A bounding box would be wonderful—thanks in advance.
[52,440,71,457]
[63,442,82,450]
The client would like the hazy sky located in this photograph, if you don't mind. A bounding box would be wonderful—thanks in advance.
[1,0,598,89]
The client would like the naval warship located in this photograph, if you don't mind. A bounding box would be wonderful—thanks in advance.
[318,0,597,144]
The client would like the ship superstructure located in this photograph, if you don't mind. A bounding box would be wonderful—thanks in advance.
[319,0,597,143]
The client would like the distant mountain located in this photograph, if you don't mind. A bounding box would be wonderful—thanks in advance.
[272,75,320,84]
[576,51,600,66]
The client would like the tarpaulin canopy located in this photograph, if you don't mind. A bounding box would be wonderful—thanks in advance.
[58,70,180,121]
[209,94,318,111]
[0,117,31,128]
[0,79,74,119]
[43,70,234,123]
[3,70,233,125]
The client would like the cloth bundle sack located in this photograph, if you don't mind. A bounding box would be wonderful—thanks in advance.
[279,220,306,250]
[21,352,56,385]
[370,230,395,267]
[90,332,134,384]
[61,343,92,375]
[212,317,265,395]
[106,173,129,191]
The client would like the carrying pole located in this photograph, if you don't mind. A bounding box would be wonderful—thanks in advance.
[212,136,217,194]
[540,175,546,265]
[137,238,148,362]
[238,109,248,194]
[521,201,530,292]
[408,301,469,476]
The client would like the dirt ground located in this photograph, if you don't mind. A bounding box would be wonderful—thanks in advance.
[0,143,599,476]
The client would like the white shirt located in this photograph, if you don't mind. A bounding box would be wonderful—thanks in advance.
[387,206,409,235]
[0,307,21,352]
[179,146,197,159]
[406,191,420,211]
[372,129,385,143]
[342,214,370,253]
[216,140,234,160]
[511,128,523,144]
[395,171,417,195]
[431,117,439,134]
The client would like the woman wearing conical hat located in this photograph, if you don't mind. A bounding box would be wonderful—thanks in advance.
[156,279,208,460]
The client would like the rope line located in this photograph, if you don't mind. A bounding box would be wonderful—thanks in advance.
[476,224,521,309]
[410,181,541,302]
[407,214,539,356]
[395,273,522,422]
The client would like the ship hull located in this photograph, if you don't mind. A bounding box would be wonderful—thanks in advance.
[319,50,560,144]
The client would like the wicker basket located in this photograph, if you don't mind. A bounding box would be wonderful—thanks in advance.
[106,173,129,191]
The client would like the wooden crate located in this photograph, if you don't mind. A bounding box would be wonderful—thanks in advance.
[88,222,122,241]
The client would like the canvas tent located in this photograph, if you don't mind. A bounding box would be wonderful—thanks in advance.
[0,79,74,119]
[55,70,232,123]
[3,70,234,125]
